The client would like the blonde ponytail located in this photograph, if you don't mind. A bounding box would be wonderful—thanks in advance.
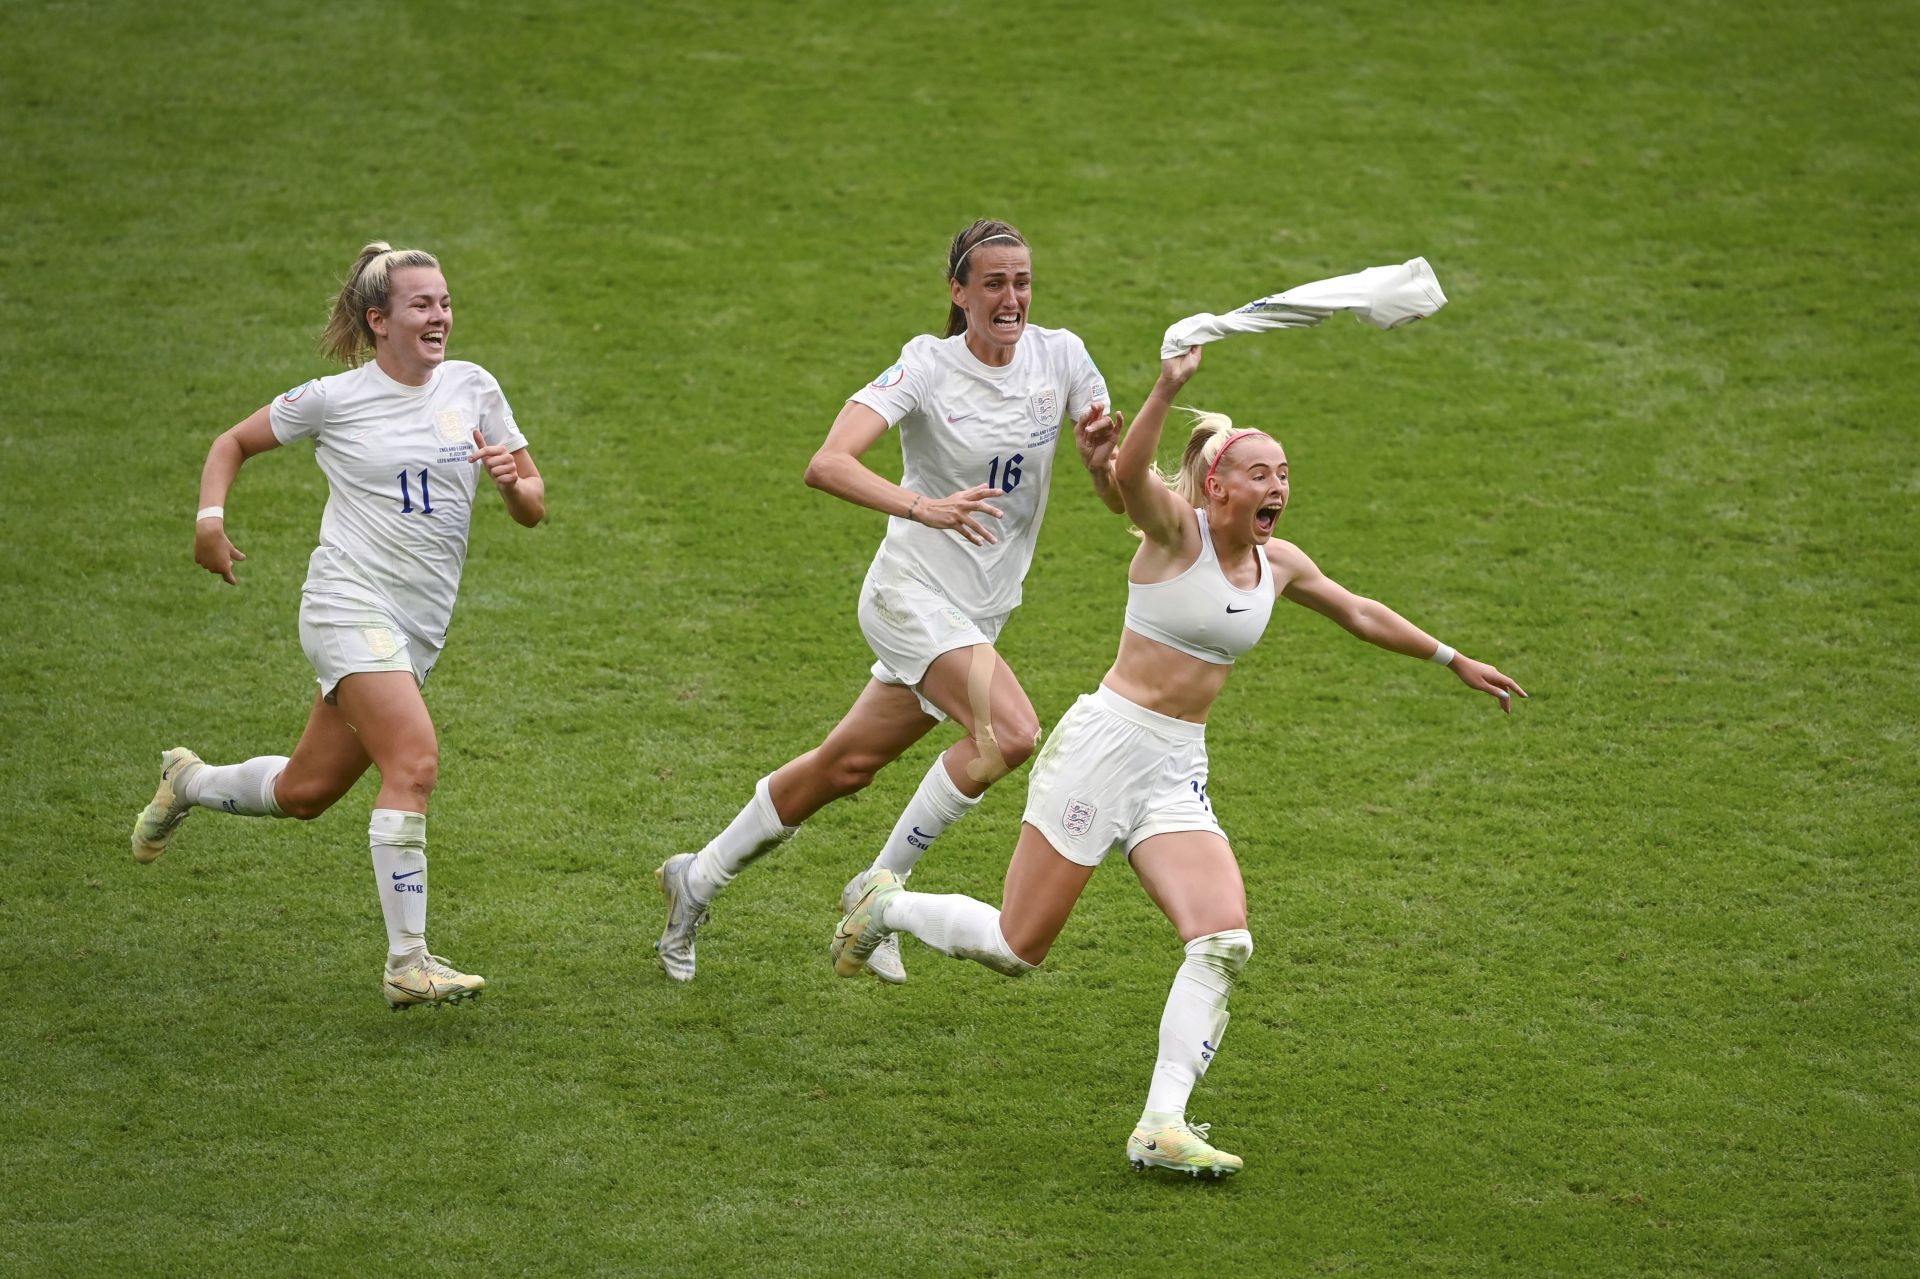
[319,240,440,366]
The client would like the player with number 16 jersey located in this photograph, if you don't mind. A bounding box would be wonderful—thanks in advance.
[653,218,1123,986]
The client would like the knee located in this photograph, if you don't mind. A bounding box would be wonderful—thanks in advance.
[382,748,439,805]
[816,747,885,799]
[993,714,1042,773]
[1189,928,1254,980]
[275,785,333,821]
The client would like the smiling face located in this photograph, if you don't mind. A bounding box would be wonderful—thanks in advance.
[367,266,451,383]
[950,245,1032,365]
[1206,435,1289,543]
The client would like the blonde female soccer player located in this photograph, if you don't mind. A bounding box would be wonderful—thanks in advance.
[655,218,1122,984]
[130,241,546,1010]
[834,344,1526,1176]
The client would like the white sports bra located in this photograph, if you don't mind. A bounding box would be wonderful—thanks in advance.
[1123,508,1274,665]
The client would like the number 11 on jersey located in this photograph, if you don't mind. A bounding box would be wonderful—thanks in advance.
[398,468,434,515]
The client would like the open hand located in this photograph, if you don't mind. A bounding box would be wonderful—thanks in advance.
[1452,655,1529,714]
[910,484,1005,546]
[194,519,247,586]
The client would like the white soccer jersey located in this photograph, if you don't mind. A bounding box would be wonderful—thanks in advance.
[849,325,1108,618]
[269,359,527,649]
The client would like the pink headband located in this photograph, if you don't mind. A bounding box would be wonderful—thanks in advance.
[1204,430,1270,487]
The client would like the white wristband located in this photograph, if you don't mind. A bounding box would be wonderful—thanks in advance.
[1429,642,1456,667]
[196,506,225,522]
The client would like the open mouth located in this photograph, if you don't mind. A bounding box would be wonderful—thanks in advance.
[1255,503,1281,534]
[422,331,446,352]
[990,311,1022,335]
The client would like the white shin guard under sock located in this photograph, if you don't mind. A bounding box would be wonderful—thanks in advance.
[179,755,289,817]
[370,808,428,959]
[872,755,979,879]
[879,890,1033,977]
[1142,929,1254,1125]
[686,774,798,901]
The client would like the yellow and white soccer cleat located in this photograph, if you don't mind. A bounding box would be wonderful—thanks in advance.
[830,867,902,978]
[1126,1120,1244,1178]
[655,852,709,983]
[840,868,907,985]
[130,747,204,863]
[383,951,487,1010]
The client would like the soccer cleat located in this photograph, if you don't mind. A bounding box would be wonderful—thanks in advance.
[830,867,902,978]
[655,853,709,983]
[840,868,908,985]
[383,951,486,1010]
[131,747,204,863]
[1126,1120,1244,1178]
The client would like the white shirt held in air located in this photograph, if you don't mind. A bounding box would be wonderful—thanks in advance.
[269,358,528,647]
[850,325,1108,619]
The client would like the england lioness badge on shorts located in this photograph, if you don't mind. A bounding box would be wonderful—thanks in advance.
[361,626,401,660]
[1029,388,1059,426]
[1063,798,1095,838]
[435,409,466,443]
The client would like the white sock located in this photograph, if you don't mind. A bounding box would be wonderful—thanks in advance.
[871,756,979,878]
[879,890,1033,977]
[686,774,798,901]
[178,755,289,817]
[370,808,428,959]
[1141,929,1254,1125]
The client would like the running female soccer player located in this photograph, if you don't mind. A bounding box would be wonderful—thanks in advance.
[655,218,1122,984]
[130,241,546,1010]
[833,344,1525,1176]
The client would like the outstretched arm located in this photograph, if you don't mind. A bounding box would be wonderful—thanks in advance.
[194,406,282,585]
[804,401,1006,547]
[1114,348,1205,548]
[1267,539,1529,713]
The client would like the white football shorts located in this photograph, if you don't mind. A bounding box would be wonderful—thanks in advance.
[1022,684,1225,867]
[298,592,439,702]
[858,562,1009,722]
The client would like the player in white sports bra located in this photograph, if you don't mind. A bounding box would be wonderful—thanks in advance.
[834,343,1527,1178]
[129,242,546,1011]
[654,219,1124,985]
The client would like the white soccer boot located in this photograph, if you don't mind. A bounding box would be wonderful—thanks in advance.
[383,950,486,1010]
[840,867,907,984]
[1126,1119,1244,1178]
[131,747,204,863]
[655,853,709,982]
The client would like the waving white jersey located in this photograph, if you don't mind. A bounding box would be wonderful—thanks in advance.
[269,359,527,647]
[849,325,1108,618]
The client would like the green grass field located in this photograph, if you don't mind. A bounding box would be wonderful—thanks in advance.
[3,1,1916,1274]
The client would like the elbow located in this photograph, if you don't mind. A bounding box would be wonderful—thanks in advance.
[803,452,835,492]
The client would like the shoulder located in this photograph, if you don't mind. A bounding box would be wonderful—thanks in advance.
[441,359,501,390]
[1262,538,1318,583]
[1020,324,1083,355]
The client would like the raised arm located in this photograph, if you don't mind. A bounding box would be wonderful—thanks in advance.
[194,405,282,585]
[1267,539,1529,713]
[1114,348,1205,548]
[804,401,1005,547]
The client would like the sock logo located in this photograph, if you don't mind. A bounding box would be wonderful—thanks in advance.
[391,870,423,881]
[1201,1037,1217,1063]
[221,799,239,814]
[908,826,934,851]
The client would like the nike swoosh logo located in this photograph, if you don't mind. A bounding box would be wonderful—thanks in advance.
[945,413,974,424]
[391,870,423,881]
[1226,606,1251,614]
[911,827,934,839]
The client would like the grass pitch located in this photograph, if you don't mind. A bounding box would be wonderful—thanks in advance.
[2,1,1916,1274]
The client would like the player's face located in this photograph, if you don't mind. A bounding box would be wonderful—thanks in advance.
[951,246,1032,359]
[369,267,452,376]
[1210,438,1289,543]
